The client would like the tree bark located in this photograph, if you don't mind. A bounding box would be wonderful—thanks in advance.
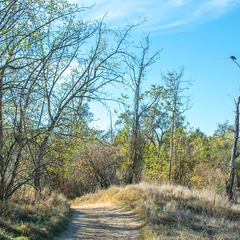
[226,96,240,202]
[0,72,4,201]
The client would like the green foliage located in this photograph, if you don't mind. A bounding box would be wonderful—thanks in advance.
[141,123,234,191]
[114,63,235,191]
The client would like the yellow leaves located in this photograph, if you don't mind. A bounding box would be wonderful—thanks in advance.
[16,222,30,235]
[190,175,202,189]
[121,161,130,169]
[7,48,14,56]
[2,27,9,35]
[21,42,31,49]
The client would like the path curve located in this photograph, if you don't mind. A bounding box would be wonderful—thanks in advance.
[55,203,142,240]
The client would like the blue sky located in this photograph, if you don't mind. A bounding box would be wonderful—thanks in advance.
[69,0,240,136]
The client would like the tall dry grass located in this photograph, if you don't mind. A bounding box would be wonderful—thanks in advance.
[72,182,240,240]
[0,186,70,240]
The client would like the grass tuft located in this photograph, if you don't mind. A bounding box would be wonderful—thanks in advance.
[0,187,70,240]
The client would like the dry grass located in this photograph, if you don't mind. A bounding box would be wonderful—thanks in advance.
[72,182,240,240]
[0,187,70,240]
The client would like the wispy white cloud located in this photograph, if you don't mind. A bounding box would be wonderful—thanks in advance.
[194,0,240,18]
[69,0,240,32]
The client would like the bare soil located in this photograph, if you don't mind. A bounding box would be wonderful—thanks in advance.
[55,203,142,240]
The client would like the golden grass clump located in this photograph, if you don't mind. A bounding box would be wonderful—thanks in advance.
[72,182,240,239]
[0,187,70,240]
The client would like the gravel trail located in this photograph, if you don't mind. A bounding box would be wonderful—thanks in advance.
[55,203,142,240]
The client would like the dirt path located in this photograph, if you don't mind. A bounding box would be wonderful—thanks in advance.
[55,203,142,240]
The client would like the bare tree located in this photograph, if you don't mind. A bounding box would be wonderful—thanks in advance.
[0,0,140,200]
[226,96,240,202]
[0,0,83,200]
[221,56,240,202]
[122,36,161,184]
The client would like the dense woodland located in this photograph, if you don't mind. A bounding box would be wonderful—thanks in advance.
[0,0,240,203]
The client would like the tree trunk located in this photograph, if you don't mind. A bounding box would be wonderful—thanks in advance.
[168,116,174,184]
[0,72,4,201]
[226,96,240,202]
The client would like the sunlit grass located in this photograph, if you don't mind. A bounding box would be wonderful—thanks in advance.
[2,182,240,239]
[72,182,240,240]
[0,187,70,240]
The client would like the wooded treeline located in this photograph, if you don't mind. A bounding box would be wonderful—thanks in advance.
[0,0,239,201]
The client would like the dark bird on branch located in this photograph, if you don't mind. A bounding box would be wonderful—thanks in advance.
[230,56,237,61]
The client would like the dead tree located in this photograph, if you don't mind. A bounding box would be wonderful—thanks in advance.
[226,96,240,202]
